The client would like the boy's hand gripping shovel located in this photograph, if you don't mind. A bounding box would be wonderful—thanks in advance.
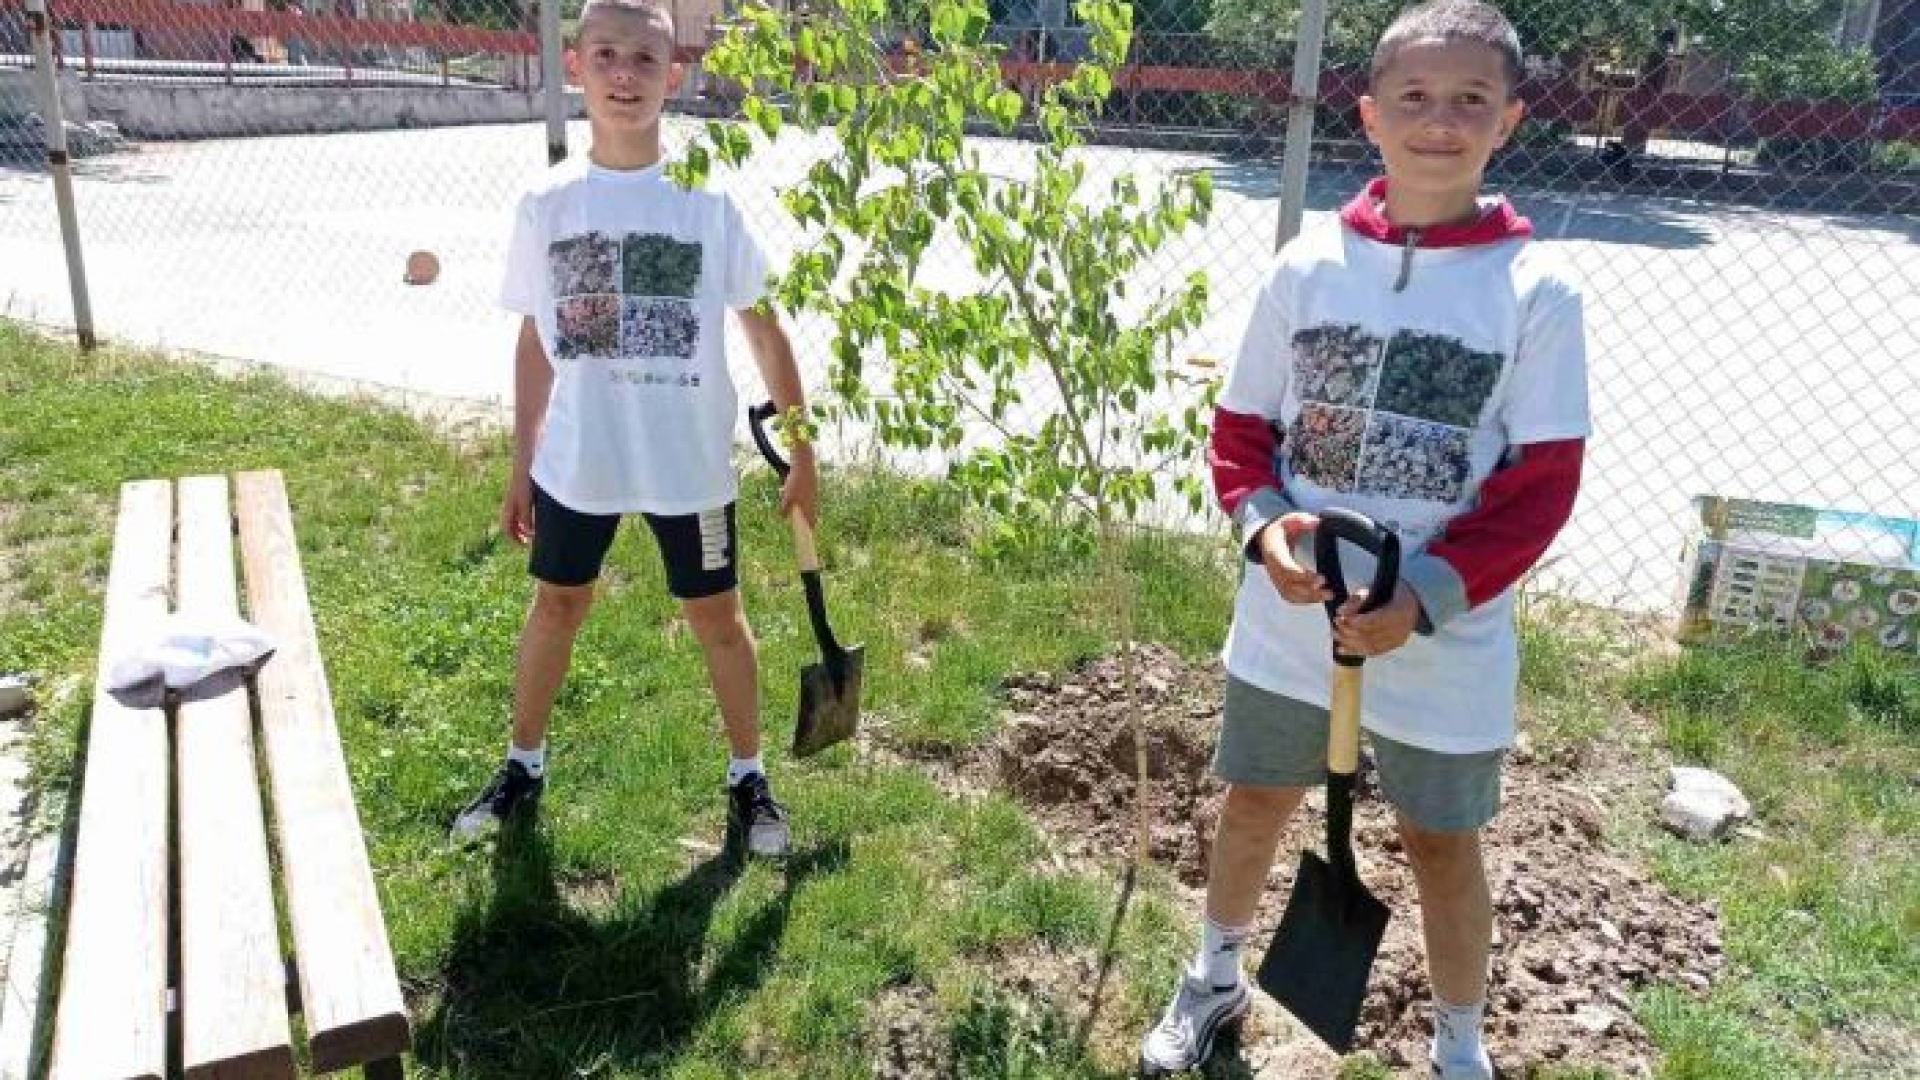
[748,401,865,759]
[1255,507,1400,1053]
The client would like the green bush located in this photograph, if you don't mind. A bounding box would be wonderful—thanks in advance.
[1743,43,1878,103]
[1871,139,1920,173]
[1745,43,1878,173]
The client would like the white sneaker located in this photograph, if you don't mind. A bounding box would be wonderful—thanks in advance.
[1431,1050,1495,1079]
[1138,974,1249,1076]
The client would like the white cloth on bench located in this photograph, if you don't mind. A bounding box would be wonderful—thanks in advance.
[105,613,278,695]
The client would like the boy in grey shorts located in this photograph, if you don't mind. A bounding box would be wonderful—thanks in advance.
[1139,2,1590,1077]
[1214,679,1504,833]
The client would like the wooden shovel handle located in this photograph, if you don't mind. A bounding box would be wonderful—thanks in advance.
[1329,665,1363,776]
[750,401,822,575]
[788,508,820,574]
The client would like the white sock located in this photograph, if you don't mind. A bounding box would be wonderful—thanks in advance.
[1187,917,1252,988]
[727,755,765,786]
[507,742,546,779]
[1431,997,1490,1072]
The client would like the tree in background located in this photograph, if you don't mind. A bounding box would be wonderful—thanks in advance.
[1743,41,1878,101]
[1744,40,1879,169]
[672,0,1218,1028]
[1681,0,1852,81]
[675,0,1215,552]
[423,0,521,30]
[1199,0,1878,102]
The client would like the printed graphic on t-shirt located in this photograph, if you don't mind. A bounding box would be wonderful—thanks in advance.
[557,295,621,358]
[621,298,699,359]
[1376,331,1503,428]
[1358,415,1474,501]
[549,231,704,365]
[1286,323,1503,503]
[621,234,702,298]
[1290,403,1368,488]
[552,232,621,296]
[1292,325,1383,406]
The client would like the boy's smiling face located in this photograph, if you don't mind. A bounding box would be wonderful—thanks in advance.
[1360,38,1524,217]
[568,2,680,136]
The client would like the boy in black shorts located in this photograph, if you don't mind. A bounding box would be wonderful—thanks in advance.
[450,0,814,860]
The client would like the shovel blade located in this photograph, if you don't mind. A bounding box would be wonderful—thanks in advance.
[792,645,864,758]
[1255,849,1390,1053]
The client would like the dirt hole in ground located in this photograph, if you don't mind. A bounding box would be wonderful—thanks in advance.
[884,644,1726,1077]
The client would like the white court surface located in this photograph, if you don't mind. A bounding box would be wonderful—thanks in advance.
[3,116,1915,612]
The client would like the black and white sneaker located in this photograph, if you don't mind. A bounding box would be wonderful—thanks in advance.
[1138,974,1250,1076]
[449,760,544,842]
[725,772,791,859]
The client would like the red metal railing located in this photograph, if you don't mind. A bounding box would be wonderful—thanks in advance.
[1,0,536,85]
[5,0,1912,146]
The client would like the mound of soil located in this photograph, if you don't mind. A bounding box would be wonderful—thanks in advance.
[969,644,1724,1076]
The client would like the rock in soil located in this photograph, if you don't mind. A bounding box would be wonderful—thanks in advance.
[1660,766,1752,842]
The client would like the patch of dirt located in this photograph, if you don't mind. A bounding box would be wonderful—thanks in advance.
[871,983,955,1079]
[1836,1016,1920,1079]
[557,865,623,914]
[887,644,1727,1078]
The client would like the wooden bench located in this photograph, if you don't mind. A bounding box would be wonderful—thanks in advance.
[51,470,410,1079]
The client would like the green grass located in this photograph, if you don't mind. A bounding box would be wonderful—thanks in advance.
[1515,591,1648,754]
[1617,637,1919,1078]
[7,320,1916,1078]
[1507,596,1918,1078]
[0,322,1214,1077]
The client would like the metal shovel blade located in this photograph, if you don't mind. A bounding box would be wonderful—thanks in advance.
[1255,848,1390,1053]
[792,644,864,758]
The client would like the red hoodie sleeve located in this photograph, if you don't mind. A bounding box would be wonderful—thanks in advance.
[1421,438,1585,611]
[1210,406,1278,516]
[1208,406,1294,559]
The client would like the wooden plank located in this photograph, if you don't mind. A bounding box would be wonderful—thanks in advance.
[48,480,172,1080]
[233,472,410,1073]
[174,476,297,1080]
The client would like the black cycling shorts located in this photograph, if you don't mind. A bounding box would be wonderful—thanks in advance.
[529,482,738,599]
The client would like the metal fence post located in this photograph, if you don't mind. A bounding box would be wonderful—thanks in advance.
[540,0,565,164]
[1275,0,1330,250]
[25,0,98,351]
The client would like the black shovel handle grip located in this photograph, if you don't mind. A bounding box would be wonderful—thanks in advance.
[1313,508,1401,668]
[747,400,790,479]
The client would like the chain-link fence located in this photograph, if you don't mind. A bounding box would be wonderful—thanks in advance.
[2,0,1915,641]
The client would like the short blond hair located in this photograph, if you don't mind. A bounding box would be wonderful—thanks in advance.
[571,0,674,44]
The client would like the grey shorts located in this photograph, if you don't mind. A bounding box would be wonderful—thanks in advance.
[1212,676,1504,833]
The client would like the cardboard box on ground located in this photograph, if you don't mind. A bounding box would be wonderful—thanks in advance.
[1679,496,1920,658]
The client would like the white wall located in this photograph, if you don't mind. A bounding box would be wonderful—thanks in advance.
[75,83,583,138]
[0,69,89,127]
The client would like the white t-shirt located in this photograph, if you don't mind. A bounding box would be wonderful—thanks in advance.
[499,156,769,515]
[1221,216,1590,752]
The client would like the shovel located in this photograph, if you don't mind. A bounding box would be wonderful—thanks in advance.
[1255,507,1400,1053]
[747,401,864,758]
